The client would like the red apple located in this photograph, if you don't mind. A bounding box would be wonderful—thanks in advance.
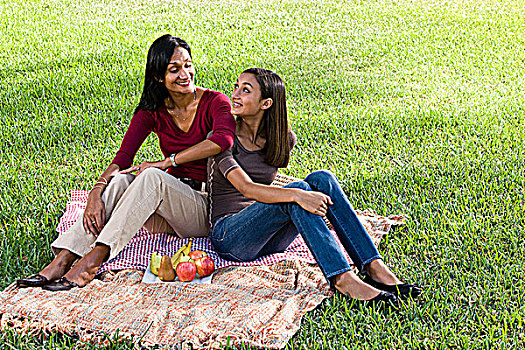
[176,261,196,282]
[194,256,215,277]
[189,250,207,260]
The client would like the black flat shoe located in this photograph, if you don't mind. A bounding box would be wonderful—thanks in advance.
[362,291,399,309]
[42,277,79,292]
[345,291,399,310]
[363,274,422,299]
[17,274,51,288]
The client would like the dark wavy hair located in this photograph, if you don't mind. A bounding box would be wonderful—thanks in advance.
[240,68,290,168]
[135,35,192,113]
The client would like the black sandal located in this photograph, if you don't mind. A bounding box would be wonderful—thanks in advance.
[16,274,51,288]
[42,277,80,292]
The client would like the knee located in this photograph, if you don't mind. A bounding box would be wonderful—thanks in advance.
[284,180,311,191]
[108,173,135,190]
[305,170,337,184]
[134,167,166,185]
[140,167,165,179]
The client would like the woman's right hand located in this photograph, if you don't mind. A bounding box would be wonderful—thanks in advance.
[83,189,106,237]
[119,158,171,176]
[294,190,333,217]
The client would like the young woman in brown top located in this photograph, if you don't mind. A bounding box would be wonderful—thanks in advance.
[17,35,235,291]
[208,68,421,307]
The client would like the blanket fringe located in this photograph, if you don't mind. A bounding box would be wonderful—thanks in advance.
[0,312,139,347]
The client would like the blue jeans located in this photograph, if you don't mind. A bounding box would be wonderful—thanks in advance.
[210,170,382,283]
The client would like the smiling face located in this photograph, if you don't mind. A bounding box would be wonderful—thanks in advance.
[231,73,271,119]
[161,46,195,95]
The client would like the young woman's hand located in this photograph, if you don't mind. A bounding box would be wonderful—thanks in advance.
[83,189,105,237]
[294,190,333,216]
[119,158,171,176]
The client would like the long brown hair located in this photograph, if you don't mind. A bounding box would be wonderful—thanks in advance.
[241,68,291,168]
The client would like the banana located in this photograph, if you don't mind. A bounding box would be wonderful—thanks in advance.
[170,247,185,267]
[171,238,194,268]
[171,254,181,269]
[182,237,193,256]
[171,251,186,268]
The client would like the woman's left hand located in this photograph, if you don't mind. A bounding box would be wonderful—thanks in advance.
[120,158,171,176]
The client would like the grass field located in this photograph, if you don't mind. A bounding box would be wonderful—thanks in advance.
[1,0,524,348]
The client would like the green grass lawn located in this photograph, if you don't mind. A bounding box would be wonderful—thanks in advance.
[1,0,524,348]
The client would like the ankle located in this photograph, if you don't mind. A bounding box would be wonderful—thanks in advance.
[39,251,79,279]
[92,244,110,262]
[334,271,381,301]
[333,271,353,292]
[365,260,402,285]
[364,259,381,276]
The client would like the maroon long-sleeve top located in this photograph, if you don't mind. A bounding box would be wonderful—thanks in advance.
[112,90,236,182]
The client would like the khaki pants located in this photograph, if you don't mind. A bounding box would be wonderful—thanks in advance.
[51,168,209,261]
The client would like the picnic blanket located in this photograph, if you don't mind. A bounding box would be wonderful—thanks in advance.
[0,178,406,349]
[0,261,331,349]
[55,189,406,274]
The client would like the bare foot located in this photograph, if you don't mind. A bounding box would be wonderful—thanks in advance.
[39,249,78,281]
[334,271,383,300]
[365,259,403,286]
[62,245,110,287]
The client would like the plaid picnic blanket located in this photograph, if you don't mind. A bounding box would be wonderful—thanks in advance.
[0,189,406,348]
[57,190,406,273]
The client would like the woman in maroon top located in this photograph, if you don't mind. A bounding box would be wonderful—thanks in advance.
[17,35,235,291]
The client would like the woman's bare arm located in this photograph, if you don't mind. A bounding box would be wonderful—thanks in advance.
[226,168,333,216]
[175,139,222,164]
[120,139,221,175]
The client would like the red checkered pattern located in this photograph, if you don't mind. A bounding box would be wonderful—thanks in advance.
[57,190,400,274]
